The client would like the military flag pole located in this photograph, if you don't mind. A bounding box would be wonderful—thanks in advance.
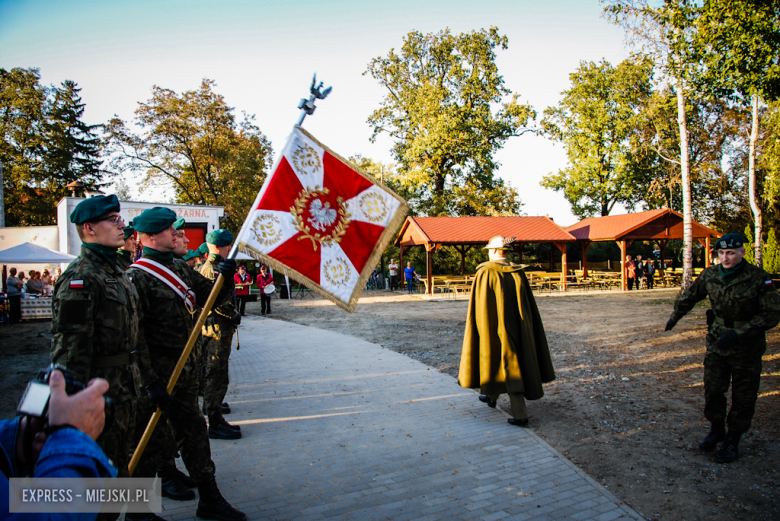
[128,74,331,475]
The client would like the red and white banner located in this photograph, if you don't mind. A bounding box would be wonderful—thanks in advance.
[235,126,408,312]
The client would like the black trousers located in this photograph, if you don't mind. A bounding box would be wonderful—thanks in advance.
[261,293,271,314]
[8,295,21,323]
[389,275,398,291]
[235,294,248,315]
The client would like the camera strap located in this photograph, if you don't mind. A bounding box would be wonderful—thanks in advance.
[22,416,36,477]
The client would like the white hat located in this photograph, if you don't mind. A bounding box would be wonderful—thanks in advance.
[484,235,515,251]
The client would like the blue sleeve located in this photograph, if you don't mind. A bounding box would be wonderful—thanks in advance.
[1,425,117,521]
[34,428,117,479]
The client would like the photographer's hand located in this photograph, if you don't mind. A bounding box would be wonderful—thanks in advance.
[48,369,108,441]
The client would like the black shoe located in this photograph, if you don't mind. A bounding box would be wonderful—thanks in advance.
[508,418,529,427]
[478,395,497,408]
[158,464,196,501]
[208,415,242,440]
[197,477,247,521]
[699,423,726,452]
[126,514,167,521]
[715,431,741,463]
[221,402,231,414]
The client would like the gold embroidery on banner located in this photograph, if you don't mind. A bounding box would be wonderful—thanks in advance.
[251,214,283,247]
[323,257,350,288]
[290,186,351,251]
[291,143,322,176]
[358,192,388,223]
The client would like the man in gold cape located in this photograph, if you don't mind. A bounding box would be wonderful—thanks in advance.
[458,235,556,426]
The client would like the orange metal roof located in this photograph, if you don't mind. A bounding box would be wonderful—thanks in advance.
[394,216,576,246]
[565,208,720,241]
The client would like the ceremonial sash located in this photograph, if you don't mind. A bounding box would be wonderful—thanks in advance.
[132,258,198,313]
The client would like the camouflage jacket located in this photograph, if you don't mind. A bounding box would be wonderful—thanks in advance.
[128,255,234,385]
[117,250,133,272]
[51,247,143,403]
[199,257,238,330]
[671,262,780,355]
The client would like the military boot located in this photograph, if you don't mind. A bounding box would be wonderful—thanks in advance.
[125,513,167,521]
[699,422,726,452]
[196,477,247,521]
[208,414,242,440]
[715,431,741,463]
[158,464,195,501]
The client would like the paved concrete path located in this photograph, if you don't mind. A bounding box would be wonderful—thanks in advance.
[162,317,642,521]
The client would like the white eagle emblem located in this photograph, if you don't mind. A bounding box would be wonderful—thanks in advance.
[308,199,338,232]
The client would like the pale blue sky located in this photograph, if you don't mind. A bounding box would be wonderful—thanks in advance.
[0,0,629,225]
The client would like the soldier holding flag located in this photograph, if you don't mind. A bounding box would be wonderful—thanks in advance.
[127,207,245,521]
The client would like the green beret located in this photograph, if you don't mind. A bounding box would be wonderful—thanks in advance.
[123,225,135,240]
[69,195,120,224]
[173,217,186,230]
[198,242,209,255]
[716,233,744,250]
[183,249,198,261]
[133,207,177,234]
[206,229,234,247]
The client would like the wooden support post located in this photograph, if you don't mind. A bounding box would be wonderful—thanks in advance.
[514,242,524,264]
[455,244,472,275]
[705,236,711,268]
[620,240,627,291]
[581,241,591,278]
[555,242,567,291]
[399,244,405,274]
[426,245,433,295]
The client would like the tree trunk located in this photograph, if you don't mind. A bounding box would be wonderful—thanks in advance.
[676,81,693,291]
[749,94,763,268]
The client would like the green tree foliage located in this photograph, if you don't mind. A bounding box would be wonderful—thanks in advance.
[365,27,533,217]
[0,68,104,225]
[744,224,755,264]
[635,88,748,226]
[764,228,780,274]
[105,79,273,233]
[541,56,655,218]
[693,0,780,267]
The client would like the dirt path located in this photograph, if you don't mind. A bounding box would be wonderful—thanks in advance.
[253,289,780,521]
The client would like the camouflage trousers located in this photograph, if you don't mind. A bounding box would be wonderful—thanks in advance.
[704,350,763,434]
[133,352,215,483]
[203,326,234,416]
[95,398,136,521]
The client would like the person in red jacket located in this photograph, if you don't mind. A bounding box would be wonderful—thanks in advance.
[255,265,273,315]
[234,266,252,316]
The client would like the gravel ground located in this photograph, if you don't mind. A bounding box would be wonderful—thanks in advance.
[258,289,780,521]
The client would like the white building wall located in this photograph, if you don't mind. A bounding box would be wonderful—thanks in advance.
[56,198,225,256]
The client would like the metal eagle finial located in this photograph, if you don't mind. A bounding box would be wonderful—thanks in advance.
[296,73,333,126]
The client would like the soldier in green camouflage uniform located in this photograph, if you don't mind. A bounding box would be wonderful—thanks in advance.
[117,224,136,271]
[50,195,144,521]
[199,230,242,440]
[128,208,245,521]
[667,233,780,463]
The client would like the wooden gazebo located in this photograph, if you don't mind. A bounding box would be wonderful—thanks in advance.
[394,216,576,294]
[565,208,720,291]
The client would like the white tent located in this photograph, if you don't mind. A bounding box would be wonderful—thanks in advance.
[0,242,76,263]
